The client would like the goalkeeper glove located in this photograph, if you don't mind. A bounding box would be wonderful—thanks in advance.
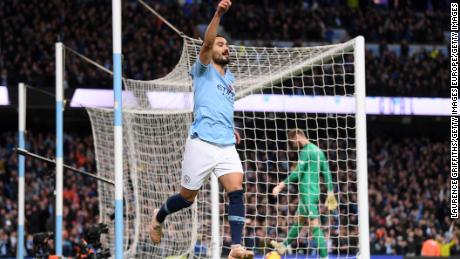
[325,191,338,211]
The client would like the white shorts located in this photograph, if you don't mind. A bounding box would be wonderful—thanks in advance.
[181,136,244,190]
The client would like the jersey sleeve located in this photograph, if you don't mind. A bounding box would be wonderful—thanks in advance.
[319,150,334,192]
[189,59,209,78]
[283,149,307,184]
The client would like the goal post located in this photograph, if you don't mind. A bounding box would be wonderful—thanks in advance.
[87,36,369,258]
[354,36,370,259]
[17,82,26,259]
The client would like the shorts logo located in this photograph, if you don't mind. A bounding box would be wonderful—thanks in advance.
[183,175,191,184]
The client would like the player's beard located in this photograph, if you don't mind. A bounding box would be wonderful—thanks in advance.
[213,52,230,66]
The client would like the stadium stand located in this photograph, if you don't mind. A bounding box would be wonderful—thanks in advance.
[0,131,455,257]
[0,0,449,96]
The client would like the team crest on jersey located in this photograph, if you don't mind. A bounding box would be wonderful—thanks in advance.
[217,83,235,102]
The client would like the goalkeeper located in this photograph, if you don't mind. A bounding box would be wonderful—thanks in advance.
[271,129,337,259]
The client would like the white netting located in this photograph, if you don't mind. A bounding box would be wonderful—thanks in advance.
[88,36,362,258]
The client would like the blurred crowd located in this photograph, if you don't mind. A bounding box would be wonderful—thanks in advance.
[0,131,454,257]
[223,0,448,43]
[366,47,448,97]
[1,0,449,97]
[0,132,99,257]
[367,138,456,256]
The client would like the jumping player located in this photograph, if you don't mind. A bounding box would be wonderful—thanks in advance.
[149,1,253,258]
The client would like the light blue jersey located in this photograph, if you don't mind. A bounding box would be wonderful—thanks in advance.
[189,60,236,145]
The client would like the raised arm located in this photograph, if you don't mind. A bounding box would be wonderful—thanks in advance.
[199,0,231,65]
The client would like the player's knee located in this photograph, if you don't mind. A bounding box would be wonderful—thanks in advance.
[180,194,196,203]
[228,189,244,204]
[219,172,244,192]
[179,188,198,203]
[223,178,243,193]
[225,185,243,193]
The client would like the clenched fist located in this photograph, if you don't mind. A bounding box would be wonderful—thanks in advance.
[216,0,232,17]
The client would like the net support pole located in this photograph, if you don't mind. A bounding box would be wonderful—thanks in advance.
[17,83,26,259]
[112,0,124,258]
[210,174,220,259]
[354,36,370,258]
[55,42,64,256]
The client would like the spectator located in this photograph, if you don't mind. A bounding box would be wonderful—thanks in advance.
[1,1,449,97]
[0,131,99,257]
[421,237,441,256]
[0,230,12,257]
[0,130,453,257]
[440,234,458,257]
[366,48,449,97]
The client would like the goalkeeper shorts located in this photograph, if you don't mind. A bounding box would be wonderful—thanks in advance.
[180,135,244,190]
[297,195,320,219]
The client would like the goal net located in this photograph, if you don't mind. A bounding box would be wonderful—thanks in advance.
[87,36,368,258]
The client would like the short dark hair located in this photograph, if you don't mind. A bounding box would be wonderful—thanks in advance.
[215,34,226,40]
[200,34,227,47]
